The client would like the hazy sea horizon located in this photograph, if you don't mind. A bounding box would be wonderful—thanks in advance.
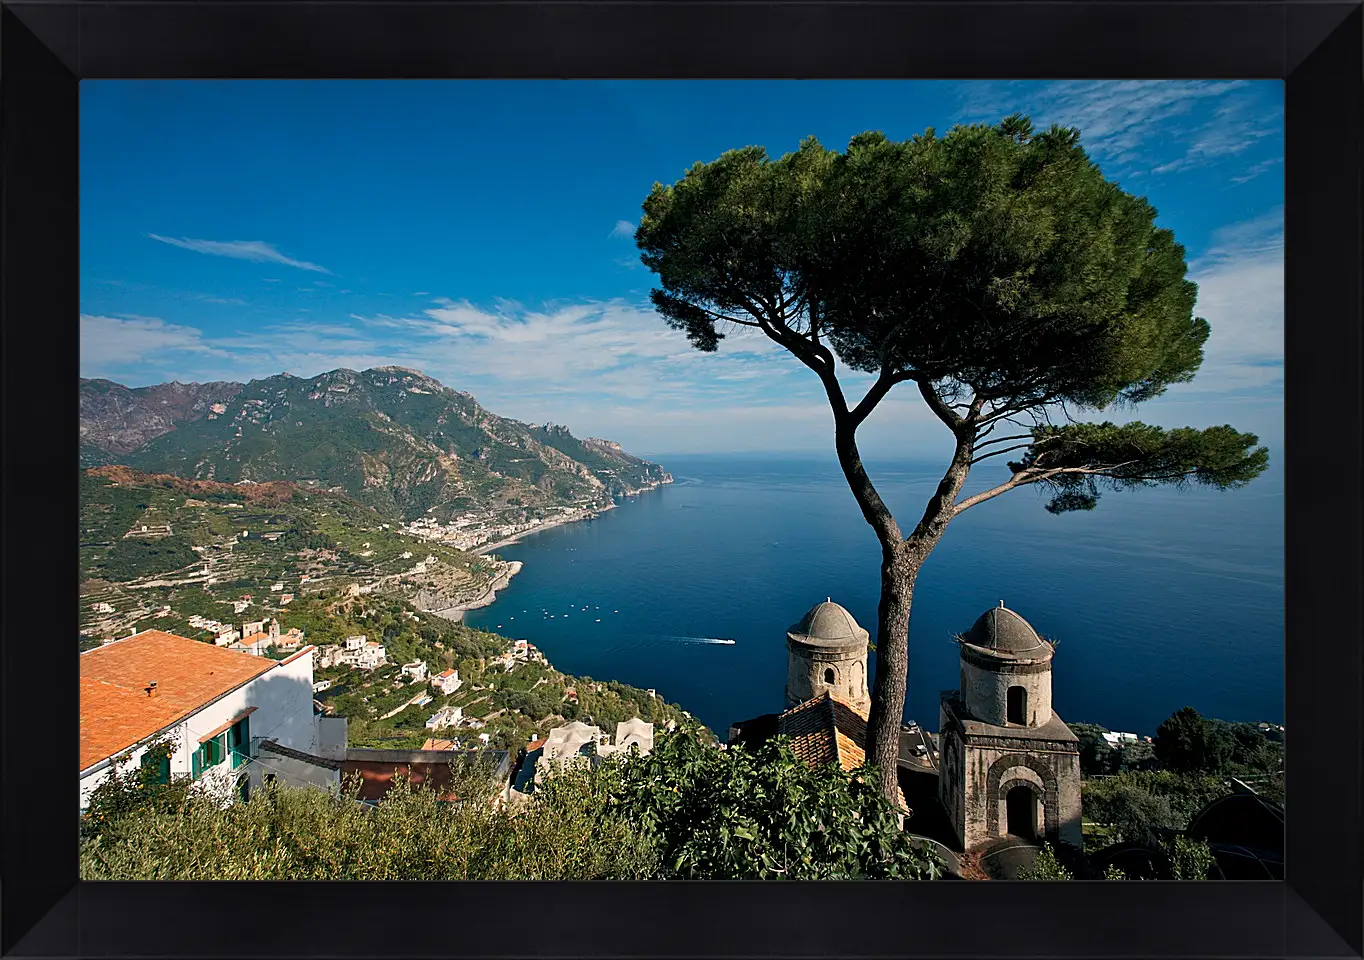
[464,452,1284,738]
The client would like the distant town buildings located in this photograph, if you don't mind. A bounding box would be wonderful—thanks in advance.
[425,705,463,730]
[431,669,463,696]
[515,717,655,795]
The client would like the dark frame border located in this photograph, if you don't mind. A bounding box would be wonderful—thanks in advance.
[3,2,1359,957]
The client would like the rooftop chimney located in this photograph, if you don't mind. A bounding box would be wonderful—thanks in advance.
[146,681,158,698]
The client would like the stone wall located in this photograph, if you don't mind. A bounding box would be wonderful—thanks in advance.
[961,655,1053,728]
[785,641,869,711]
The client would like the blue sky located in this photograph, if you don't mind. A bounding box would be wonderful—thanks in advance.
[81,80,1284,457]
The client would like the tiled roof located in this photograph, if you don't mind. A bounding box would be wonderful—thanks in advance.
[421,738,460,751]
[237,631,269,647]
[777,692,910,815]
[80,630,276,772]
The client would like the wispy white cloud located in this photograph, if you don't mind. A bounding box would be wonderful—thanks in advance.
[1229,156,1283,185]
[952,80,1279,182]
[80,314,228,374]
[1175,208,1283,394]
[146,235,331,273]
[608,219,636,238]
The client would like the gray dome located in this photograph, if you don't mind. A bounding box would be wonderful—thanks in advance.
[961,604,1049,656]
[788,600,869,648]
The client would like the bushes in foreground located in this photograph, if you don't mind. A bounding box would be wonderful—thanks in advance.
[79,732,939,881]
[81,754,657,880]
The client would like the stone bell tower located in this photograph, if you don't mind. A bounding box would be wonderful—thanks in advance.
[785,599,871,713]
[938,602,1083,851]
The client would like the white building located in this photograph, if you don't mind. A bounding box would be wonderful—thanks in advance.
[215,627,240,646]
[401,661,428,683]
[312,679,333,694]
[431,669,463,696]
[228,632,271,657]
[425,705,463,730]
[233,600,251,614]
[344,641,387,671]
[79,630,328,809]
[91,602,115,614]
[604,718,655,759]
[271,583,284,593]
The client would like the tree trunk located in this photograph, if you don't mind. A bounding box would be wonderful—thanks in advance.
[862,434,973,806]
[864,541,918,803]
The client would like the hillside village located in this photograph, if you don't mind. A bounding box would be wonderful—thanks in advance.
[77,384,1283,883]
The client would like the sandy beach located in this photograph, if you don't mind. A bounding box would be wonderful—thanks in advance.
[472,503,618,556]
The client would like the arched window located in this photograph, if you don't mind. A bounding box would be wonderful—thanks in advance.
[1007,685,1028,725]
[824,667,835,684]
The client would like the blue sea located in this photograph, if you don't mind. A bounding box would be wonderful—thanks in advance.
[465,453,1284,738]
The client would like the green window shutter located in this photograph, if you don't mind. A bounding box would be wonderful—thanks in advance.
[192,747,203,779]
[140,751,169,785]
[228,716,252,768]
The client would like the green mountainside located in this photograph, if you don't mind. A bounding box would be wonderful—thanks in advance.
[80,367,670,521]
[78,465,701,748]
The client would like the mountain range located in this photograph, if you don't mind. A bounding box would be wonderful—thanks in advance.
[79,367,670,520]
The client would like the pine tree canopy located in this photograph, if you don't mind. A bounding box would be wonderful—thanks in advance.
[636,115,1268,521]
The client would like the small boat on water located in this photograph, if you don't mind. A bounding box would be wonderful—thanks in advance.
[715,636,738,645]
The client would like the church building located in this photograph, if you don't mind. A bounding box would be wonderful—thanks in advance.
[729,597,1083,856]
[937,602,1083,850]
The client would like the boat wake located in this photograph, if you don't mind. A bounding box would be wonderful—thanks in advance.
[667,636,737,645]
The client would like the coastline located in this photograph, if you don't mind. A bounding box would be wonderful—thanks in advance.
[433,477,672,622]
[429,560,523,623]
[472,503,618,556]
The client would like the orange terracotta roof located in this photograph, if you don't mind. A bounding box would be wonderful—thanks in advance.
[198,706,258,743]
[777,692,910,815]
[237,631,269,647]
[80,630,276,771]
[525,738,548,752]
[421,738,460,751]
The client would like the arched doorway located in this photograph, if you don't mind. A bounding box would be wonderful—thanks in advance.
[1006,685,1027,724]
[1006,785,1038,839]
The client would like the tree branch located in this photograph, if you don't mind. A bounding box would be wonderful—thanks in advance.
[914,378,965,432]
[849,370,913,428]
[971,433,1033,450]
[969,443,1033,465]
[952,460,1144,515]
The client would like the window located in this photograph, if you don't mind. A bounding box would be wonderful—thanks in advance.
[823,668,835,684]
[140,750,170,785]
[194,733,228,778]
[228,715,251,769]
[1007,686,1028,725]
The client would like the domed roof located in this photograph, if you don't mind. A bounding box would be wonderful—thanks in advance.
[959,604,1050,657]
[788,599,869,648]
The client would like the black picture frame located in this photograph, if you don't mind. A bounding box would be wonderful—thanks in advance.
[3,2,1359,957]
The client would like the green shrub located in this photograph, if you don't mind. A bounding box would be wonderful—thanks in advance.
[1018,843,1072,880]
[612,731,941,880]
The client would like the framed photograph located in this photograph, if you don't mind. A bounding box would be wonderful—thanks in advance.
[3,1,1360,958]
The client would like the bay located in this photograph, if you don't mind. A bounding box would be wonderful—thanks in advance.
[465,453,1284,738]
